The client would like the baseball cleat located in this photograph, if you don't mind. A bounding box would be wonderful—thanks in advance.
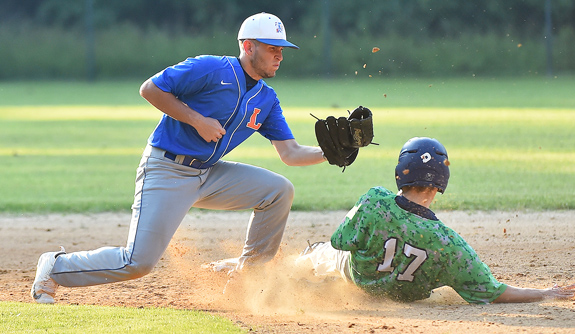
[30,246,66,304]
[300,241,325,256]
[202,257,239,272]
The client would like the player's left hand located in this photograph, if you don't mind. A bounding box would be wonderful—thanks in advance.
[313,106,375,170]
[545,284,575,299]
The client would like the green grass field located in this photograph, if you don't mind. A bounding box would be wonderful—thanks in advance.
[0,302,245,333]
[0,77,574,212]
[2,76,575,108]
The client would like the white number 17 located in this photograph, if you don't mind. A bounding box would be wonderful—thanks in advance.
[376,238,428,282]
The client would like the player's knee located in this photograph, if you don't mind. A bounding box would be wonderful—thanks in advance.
[276,175,295,201]
[125,260,156,279]
[257,175,294,209]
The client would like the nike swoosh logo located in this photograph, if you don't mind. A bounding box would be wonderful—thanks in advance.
[220,80,232,85]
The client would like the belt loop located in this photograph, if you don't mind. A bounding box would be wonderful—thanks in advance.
[175,155,185,164]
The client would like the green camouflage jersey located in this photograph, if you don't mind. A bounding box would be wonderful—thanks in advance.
[331,186,506,304]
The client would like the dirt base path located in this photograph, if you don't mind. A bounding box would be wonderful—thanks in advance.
[1,210,575,333]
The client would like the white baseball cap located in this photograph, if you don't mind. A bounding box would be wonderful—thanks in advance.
[238,12,299,49]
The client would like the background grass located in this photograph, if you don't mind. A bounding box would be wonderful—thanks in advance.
[0,77,574,212]
[0,301,245,333]
[1,76,575,108]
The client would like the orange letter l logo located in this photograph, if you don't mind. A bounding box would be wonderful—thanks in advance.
[247,108,262,130]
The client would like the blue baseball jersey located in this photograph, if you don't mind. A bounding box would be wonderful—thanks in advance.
[149,55,294,166]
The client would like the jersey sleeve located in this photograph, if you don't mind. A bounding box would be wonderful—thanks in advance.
[331,192,376,251]
[151,57,211,97]
[443,239,507,304]
[258,97,295,141]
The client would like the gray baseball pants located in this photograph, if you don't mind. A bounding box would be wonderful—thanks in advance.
[51,145,294,287]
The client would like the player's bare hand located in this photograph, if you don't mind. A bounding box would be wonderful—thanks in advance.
[545,284,575,300]
[194,116,226,143]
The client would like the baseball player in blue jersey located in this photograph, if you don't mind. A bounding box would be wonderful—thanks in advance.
[31,12,328,304]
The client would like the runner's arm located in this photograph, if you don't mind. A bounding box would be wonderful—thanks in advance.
[493,284,575,303]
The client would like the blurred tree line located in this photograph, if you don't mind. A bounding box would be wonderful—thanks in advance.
[1,0,574,79]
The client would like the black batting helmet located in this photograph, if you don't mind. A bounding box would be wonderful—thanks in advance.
[395,137,450,193]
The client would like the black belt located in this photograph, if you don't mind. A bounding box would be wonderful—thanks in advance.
[164,151,210,169]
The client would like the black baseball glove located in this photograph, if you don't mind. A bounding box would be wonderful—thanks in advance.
[313,106,374,170]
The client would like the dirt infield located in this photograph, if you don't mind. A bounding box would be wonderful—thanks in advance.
[1,210,575,333]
